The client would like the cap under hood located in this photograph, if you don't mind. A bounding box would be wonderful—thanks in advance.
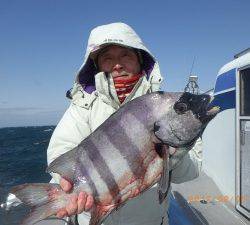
[75,22,163,94]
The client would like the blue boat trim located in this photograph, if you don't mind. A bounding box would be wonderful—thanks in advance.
[210,90,236,112]
[214,69,236,94]
[214,87,236,96]
[169,192,205,225]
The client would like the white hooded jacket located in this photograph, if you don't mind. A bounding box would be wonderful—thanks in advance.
[47,22,202,225]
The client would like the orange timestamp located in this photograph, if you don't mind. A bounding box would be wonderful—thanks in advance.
[188,194,249,203]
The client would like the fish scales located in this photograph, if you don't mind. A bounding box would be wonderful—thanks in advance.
[103,121,147,178]
[80,113,154,203]
[88,131,133,190]
[76,158,99,197]
[72,94,166,206]
[86,139,120,199]
[76,145,111,202]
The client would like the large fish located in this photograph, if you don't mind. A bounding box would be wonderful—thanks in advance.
[1,91,219,225]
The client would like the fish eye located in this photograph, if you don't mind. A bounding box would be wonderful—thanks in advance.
[174,102,189,114]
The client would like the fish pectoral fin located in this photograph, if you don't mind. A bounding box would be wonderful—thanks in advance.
[158,148,170,204]
[90,204,116,225]
[46,147,78,183]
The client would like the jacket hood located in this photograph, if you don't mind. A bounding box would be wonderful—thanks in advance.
[75,22,163,94]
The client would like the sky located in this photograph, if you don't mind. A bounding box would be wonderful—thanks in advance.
[0,0,249,128]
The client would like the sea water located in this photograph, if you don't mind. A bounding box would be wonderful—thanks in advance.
[0,126,54,225]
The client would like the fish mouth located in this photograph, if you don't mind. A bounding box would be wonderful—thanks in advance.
[197,102,220,124]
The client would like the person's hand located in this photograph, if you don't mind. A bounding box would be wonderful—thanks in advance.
[56,178,94,218]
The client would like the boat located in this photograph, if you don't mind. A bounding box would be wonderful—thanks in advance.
[170,48,250,224]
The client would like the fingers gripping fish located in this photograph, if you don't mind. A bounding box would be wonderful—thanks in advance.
[1,92,219,225]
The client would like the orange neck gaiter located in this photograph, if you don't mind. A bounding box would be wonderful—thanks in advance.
[113,73,143,103]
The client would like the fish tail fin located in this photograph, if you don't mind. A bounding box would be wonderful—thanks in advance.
[10,183,66,225]
[21,201,60,225]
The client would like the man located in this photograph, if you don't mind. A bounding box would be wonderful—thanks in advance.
[47,22,202,225]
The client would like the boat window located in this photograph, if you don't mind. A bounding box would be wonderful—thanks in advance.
[240,68,250,116]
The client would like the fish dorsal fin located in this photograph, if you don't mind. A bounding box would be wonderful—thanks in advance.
[46,147,78,183]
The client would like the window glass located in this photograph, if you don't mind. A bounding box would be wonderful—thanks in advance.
[240,68,250,116]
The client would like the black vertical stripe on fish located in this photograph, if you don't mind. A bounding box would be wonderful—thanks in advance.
[129,103,154,126]
[75,151,99,197]
[104,122,146,179]
[85,139,120,199]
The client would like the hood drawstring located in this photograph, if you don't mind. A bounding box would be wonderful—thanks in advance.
[113,73,143,103]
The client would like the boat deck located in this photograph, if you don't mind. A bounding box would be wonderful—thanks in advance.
[170,171,250,225]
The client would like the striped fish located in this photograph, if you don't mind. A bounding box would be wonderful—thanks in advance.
[1,91,219,225]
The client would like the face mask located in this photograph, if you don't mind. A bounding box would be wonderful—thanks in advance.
[113,72,143,103]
